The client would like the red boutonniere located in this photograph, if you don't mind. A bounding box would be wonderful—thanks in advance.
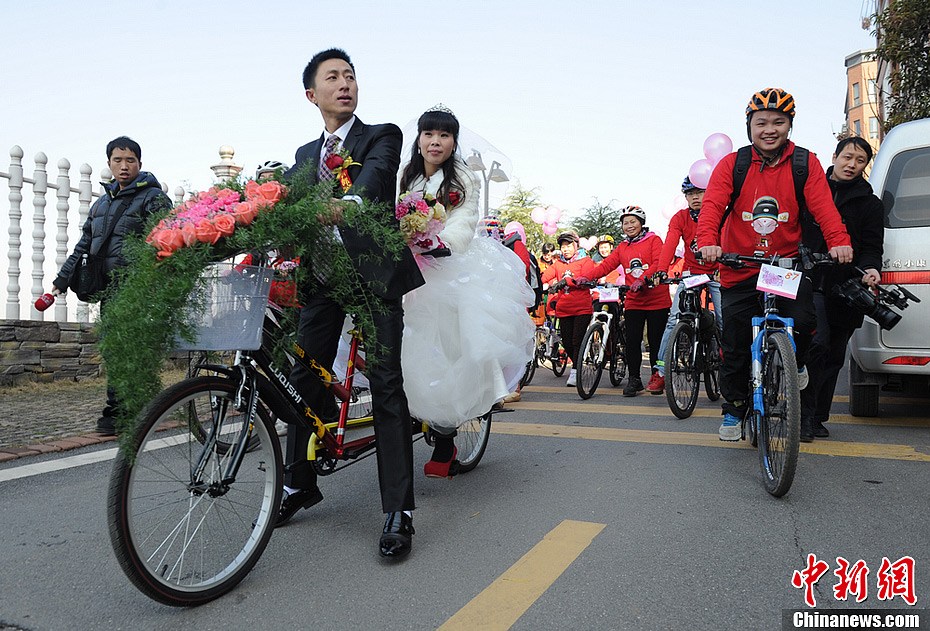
[325,149,361,193]
[447,190,462,208]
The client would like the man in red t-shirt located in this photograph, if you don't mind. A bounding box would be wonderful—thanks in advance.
[696,88,853,441]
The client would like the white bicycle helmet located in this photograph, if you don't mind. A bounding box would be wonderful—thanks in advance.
[255,160,288,179]
[620,205,647,225]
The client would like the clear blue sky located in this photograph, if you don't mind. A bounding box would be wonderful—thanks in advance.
[1,0,876,232]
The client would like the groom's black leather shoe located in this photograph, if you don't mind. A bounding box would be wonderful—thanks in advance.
[275,487,324,527]
[379,512,414,558]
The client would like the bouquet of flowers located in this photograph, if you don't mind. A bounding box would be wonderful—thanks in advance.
[146,180,286,259]
[395,190,447,253]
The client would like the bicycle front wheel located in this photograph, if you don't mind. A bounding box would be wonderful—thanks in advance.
[703,326,722,402]
[577,324,605,399]
[455,411,492,473]
[520,356,537,387]
[608,321,627,386]
[108,375,283,606]
[665,322,699,419]
[758,332,801,497]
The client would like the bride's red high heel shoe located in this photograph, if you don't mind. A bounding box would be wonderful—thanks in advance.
[424,447,458,479]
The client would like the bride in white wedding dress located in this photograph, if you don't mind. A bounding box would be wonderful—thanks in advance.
[397,105,534,476]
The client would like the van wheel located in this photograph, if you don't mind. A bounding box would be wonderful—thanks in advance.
[848,357,880,417]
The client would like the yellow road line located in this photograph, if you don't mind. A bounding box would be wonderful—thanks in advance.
[492,421,930,462]
[523,385,927,406]
[507,400,930,429]
[438,520,605,631]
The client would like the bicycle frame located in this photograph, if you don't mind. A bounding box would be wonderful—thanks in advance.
[749,293,796,424]
[588,307,614,365]
[198,308,423,477]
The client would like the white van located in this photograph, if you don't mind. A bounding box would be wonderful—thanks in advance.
[848,118,930,416]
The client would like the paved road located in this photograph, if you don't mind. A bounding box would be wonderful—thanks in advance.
[0,365,928,630]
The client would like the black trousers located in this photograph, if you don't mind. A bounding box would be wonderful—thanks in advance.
[719,276,815,417]
[801,291,857,423]
[284,292,415,513]
[559,313,591,367]
[624,308,669,382]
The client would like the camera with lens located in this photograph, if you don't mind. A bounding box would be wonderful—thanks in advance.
[833,269,921,330]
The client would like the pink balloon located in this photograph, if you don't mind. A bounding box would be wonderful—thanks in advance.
[542,221,558,235]
[545,206,562,223]
[703,133,733,165]
[504,221,526,242]
[688,159,714,190]
[531,207,546,224]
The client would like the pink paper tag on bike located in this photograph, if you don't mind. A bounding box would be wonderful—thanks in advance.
[682,274,711,288]
[756,264,802,299]
[597,286,620,303]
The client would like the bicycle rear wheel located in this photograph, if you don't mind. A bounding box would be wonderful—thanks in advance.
[455,411,492,473]
[576,324,605,399]
[551,342,568,377]
[758,333,801,497]
[703,326,722,402]
[665,322,699,419]
[108,375,282,606]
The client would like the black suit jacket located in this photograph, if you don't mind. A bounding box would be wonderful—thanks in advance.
[289,117,424,300]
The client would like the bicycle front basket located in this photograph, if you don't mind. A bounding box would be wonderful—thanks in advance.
[173,262,274,352]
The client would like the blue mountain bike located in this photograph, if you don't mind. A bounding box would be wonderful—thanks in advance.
[715,249,833,497]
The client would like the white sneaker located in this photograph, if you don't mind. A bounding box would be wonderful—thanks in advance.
[798,366,809,390]
[718,413,742,442]
[566,368,577,387]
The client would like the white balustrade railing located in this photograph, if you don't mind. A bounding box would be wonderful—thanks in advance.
[1,145,190,323]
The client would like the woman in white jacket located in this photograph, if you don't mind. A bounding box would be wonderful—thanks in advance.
[398,106,533,477]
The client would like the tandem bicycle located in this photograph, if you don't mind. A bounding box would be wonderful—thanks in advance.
[107,261,494,606]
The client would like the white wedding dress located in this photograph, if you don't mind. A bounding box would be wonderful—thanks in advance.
[401,164,534,429]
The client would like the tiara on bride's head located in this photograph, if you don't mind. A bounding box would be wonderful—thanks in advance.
[427,103,456,118]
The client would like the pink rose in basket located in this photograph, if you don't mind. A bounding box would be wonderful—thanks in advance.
[213,214,237,238]
[152,228,185,259]
[256,181,285,204]
[244,180,261,199]
[195,220,221,245]
[233,201,259,225]
[180,222,199,246]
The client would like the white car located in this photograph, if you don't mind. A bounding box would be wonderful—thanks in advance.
[848,118,930,416]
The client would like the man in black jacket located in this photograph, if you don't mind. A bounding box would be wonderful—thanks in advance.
[801,136,884,441]
[50,136,172,435]
[276,48,425,559]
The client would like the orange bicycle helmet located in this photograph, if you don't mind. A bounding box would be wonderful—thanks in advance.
[746,88,796,120]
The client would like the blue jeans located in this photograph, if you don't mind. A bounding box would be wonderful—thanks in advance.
[655,280,722,377]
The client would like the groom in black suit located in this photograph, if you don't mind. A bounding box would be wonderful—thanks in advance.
[278,48,424,559]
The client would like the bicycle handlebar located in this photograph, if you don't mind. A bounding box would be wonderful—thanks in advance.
[696,246,834,271]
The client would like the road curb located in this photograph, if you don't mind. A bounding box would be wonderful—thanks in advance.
[0,432,117,463]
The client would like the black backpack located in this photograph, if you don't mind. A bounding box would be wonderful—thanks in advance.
[719,145,821,246]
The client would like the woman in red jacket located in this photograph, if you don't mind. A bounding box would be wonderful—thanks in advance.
[583,206,671,396]
[540,232,596,387]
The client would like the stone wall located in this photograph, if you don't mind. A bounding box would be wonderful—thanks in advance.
[0,319,103,386]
